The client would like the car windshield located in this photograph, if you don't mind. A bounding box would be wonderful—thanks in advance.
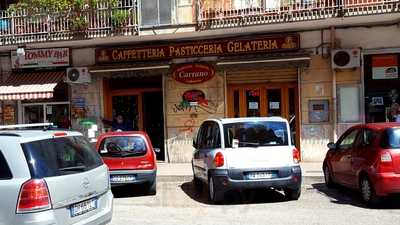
[383,128,400,149]
[21,136,103,179]
[224,121,289,148]
[99,136,147,157]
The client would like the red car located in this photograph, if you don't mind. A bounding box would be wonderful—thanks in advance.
[96,131,158,195]
[323,123,400,205]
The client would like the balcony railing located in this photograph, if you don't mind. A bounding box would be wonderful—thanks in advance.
[0,0,138,46]
[198,0,400,30]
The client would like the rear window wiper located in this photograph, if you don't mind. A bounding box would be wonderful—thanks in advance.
[59,165,86,171]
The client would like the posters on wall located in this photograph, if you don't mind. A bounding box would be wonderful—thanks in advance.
[3,105,15,125]
[372,54,398,80]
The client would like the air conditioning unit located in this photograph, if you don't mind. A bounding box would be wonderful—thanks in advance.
[331,49,361,69]
[65,67,91,83]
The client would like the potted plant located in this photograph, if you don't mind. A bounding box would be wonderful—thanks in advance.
[111,9,130,34]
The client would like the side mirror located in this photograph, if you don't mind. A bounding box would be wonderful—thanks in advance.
[192,139,197,149]
[154,148,161,153]
[327,142,337,150]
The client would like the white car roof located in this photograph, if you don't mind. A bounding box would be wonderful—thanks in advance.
[0,130,83,143]
[214,117,288,124]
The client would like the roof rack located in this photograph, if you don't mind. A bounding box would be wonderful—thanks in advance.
[0,123,54,130]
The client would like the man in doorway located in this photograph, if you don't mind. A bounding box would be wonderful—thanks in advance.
[112,115,129,131]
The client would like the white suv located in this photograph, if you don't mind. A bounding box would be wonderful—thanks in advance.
[192,117,302,203]
[0,124,113,225]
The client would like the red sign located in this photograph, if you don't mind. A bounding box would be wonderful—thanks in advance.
[172,63,215,84]
[182,90,208,105]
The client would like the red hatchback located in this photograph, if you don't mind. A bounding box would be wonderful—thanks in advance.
[323,123,400,205]
[96,131,158,195]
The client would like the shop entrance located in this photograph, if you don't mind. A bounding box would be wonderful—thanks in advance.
[227,83,300,148]
[22,102,70,128]
[103,76,165,161]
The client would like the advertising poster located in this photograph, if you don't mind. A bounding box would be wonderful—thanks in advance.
[372,54,398,80]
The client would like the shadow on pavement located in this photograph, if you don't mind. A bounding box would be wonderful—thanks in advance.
[312,182,400,209]
[111,184,152,198]
[181,181,290,205]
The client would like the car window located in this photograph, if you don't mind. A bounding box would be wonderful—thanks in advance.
[197,122,213,149]
[21,136,103,179]
[0,150,12,180]
[224,121,289,148]
[99,136,147,157]
[210,122,221,149]
[353,129,377,149]
[380,128,400,149]
[337,129,359,150]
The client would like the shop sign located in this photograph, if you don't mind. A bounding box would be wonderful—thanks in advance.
[95,34,299,64]
[182,90,208,106]
[172,63,215,84]
[11,48,70,69]
[372,55,398,80]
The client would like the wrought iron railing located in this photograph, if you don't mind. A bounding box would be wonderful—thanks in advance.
[0,0,139,46]
[198,0,400,30]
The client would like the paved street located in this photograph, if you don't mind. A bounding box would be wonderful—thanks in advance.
[110,177,400,225]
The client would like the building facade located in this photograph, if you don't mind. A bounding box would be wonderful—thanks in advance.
[1,0,400,162]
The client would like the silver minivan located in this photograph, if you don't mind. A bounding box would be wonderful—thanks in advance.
[0,126,113,225]
[192,117,302,203]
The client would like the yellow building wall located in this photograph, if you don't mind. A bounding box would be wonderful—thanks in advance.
[165,71,225,163]
[300,55,361,161]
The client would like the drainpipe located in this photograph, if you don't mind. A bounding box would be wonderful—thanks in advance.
[331,26,338,142]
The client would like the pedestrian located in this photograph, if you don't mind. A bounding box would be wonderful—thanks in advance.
[112,115,129,131]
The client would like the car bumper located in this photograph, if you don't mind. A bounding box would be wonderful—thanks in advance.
[109,169,156,187]
[373,172,400,196]
[12,190,113,225]
[209,166,302,192]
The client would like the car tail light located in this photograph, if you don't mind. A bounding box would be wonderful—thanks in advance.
[293,148,300,164]
[214,152,224,167]
[53,132,67,137]
[16,179,51,213]
[378,151,394,173]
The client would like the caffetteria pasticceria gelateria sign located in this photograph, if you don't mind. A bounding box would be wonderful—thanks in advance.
[95,34,299,63]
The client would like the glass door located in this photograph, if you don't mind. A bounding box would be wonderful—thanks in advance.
[23,105,44,124]
[246,89,261,117]
[266,89,282,117]
[111,95,140,131]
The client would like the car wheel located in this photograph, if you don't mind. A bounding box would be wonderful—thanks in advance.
[147,180,157,196]
[193,176,203,193]
[323,164,334,188]
[284,187,301,201]
[208,176,223,204]
[360,176,379,206]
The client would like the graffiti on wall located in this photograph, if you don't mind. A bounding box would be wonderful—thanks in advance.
[172,89,218,114]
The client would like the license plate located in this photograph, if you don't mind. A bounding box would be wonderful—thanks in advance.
[110,175,136,183]
[247,172,277,180]
[70,198,97,217]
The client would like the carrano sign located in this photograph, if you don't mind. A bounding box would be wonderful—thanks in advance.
[172,63,215,84]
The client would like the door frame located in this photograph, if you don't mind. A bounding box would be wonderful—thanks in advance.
[103,88,161,132]
[227,82,300,149]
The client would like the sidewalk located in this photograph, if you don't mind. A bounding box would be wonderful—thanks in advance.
[157,162,323,178]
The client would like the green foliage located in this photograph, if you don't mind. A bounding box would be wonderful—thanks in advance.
[5,0,121,32]
[111,9,129,28]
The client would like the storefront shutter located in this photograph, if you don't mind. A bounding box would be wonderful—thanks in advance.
[226,68,298,84]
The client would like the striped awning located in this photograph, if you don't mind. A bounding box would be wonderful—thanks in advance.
[0,71,65,100]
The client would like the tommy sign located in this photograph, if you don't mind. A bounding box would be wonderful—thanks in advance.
[172,63,215,84]
[11,48,70,69]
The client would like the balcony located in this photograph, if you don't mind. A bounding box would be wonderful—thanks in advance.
[198,0,400,30]
[0,0,139,46]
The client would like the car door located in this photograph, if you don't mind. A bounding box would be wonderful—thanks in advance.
[350,128,378,187]
[193,123,207,180]
[193,122,216,181]
[331,128,360,186]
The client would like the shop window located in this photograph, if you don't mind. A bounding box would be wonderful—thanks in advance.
[140,0,176,27]
[364,54,400,123]
[338,85,361,123]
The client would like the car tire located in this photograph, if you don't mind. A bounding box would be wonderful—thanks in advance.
[360,176,379,207]
[284,187,301,201]
[323,164,335,188]
[147,180,157,196]
[193,176,203,193]
[208,176,224,204]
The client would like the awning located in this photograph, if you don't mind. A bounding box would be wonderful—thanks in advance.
[0,71,65,100]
